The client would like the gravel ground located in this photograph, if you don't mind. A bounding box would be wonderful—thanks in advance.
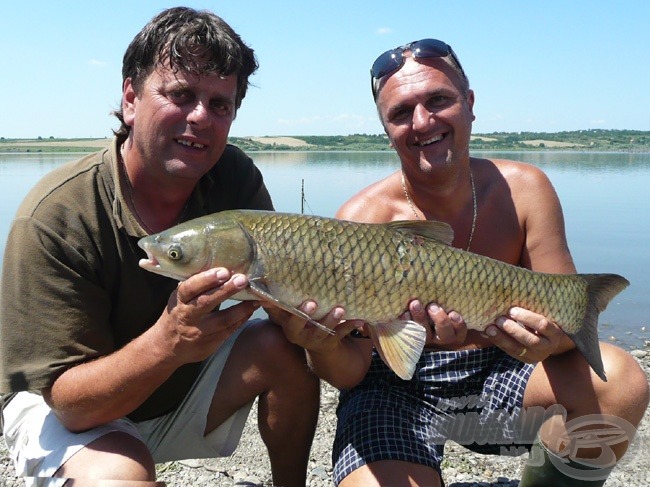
[2,348,648,487]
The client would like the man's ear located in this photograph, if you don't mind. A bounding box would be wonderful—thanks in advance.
[467,89,476,121]
[122,78,137,126]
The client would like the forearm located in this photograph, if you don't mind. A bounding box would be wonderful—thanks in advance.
[43,326,180,432]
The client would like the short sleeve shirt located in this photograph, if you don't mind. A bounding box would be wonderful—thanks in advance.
[0,138,273,421]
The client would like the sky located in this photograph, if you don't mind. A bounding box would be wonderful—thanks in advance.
[2,0,649,139]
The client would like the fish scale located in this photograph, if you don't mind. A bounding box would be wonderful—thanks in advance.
[248,214,428,319]
[245,214,524,330]
[138,210,629,381]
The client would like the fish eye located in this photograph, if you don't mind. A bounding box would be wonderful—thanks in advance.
[168,245,183,261]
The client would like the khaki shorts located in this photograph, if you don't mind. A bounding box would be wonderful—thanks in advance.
[1,322,255,478]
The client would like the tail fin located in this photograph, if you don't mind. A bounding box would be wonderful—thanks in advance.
[569,274,629,382]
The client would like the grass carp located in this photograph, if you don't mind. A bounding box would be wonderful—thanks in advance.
[138,210,629,381]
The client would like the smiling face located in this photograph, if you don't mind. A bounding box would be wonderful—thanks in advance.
[121,64,239,183]
[376,56,475,175]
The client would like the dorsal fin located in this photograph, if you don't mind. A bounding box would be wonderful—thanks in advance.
[387,220,454,246]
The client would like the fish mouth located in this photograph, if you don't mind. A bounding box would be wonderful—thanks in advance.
[138,251,160,270]
[137,251,164,275]
[137,240,186,281]
[138,255,186,281]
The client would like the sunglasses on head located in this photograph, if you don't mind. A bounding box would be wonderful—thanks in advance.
[370,38,467,96]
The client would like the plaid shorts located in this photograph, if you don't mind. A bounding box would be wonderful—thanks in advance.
[333,346,536,485]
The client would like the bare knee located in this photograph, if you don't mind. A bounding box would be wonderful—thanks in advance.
[56,431,156,481]
[243,320,316,380]
[599,343,650,424]
[340,462,442,487]
[525,343,649,426]
[247,320,320,412]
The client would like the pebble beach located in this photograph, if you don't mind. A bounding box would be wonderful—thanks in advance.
[2,347,648,487]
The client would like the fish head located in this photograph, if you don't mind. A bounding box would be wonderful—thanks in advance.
[138,214,254,281]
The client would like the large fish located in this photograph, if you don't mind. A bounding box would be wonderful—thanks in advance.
[138,210,629,381]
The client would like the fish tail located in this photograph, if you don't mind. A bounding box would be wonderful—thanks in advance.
[568,274,630,382]
[367,320,427,380]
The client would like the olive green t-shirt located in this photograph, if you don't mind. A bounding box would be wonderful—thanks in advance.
[0,138,273,421]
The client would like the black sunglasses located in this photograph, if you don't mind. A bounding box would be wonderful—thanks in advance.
[370,39,467,96]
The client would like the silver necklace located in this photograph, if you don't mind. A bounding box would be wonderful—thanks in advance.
[400,168,478,251]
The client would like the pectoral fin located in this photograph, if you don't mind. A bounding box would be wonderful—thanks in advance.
[247,282,335,335]
[366,320,427,380]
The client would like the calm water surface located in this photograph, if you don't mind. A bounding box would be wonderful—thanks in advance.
[1,150,648,348]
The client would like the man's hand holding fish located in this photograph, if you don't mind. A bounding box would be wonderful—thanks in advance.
[155,268,258,365]
[265,301,372,389]
[485,306,567,365]
[404,299,467,347]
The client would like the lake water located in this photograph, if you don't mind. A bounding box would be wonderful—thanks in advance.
[1,150,648,349]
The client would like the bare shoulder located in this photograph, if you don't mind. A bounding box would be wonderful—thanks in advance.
[481,158,573,272]
[336,172,400,223]
[483,158,557,204]
[490,158,552,185]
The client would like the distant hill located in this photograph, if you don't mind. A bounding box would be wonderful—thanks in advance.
[0,137,112,153]
[1,130,648,153]
[231,130,650,152]
[468,129,650,152]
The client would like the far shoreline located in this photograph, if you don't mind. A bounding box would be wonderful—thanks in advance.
[1,130,649,153]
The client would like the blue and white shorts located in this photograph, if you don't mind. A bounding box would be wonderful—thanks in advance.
[333,347,536,485]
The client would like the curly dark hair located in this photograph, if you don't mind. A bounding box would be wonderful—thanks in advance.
[113,7,258,141]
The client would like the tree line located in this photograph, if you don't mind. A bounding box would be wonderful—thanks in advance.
[1,130,648,153]
[229,129,650,152]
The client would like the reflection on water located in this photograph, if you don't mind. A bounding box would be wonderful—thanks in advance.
[0,153,66,174]
[475,150,650,172]
[1,150,649,347]
[253,150,401,167]
[0,154,85,259]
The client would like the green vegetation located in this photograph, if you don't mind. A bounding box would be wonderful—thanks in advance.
[1,130,648,153]
[0,137,111,153]
[469,129,650,151]
[229,134,391,151]
[230,130,650,152]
